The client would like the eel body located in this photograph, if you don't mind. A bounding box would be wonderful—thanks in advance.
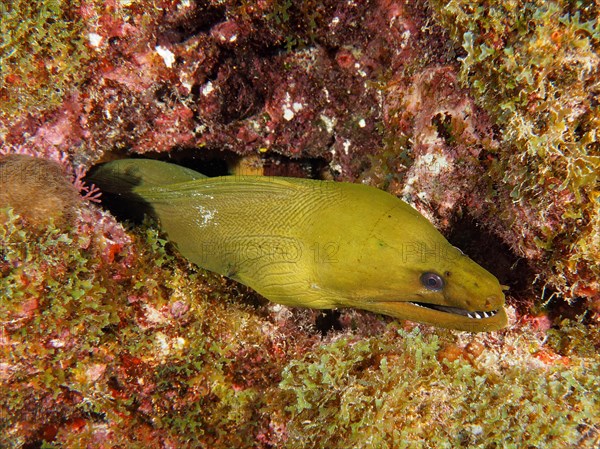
[90,159,507,332]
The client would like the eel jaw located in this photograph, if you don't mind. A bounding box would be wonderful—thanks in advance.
[411,302,500,320]
[362,300,508,332]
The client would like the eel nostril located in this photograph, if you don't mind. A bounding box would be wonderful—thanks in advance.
[485,295,502,308]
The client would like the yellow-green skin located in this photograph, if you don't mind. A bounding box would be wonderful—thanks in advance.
[91,159,507,332]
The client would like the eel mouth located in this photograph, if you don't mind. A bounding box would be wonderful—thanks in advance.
[361,299,508,331]
[411,302,500,320]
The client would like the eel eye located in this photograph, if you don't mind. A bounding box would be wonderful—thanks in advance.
[420,272,444,291]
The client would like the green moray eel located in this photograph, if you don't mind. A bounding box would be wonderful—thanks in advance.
[89,159,508,332]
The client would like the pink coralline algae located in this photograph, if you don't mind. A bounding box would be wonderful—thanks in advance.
[2,0,421,180]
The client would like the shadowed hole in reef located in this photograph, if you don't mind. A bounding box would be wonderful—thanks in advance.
[544,295,592,324]
[23,441,43,449]
[315,310,343,335]
[446,216,593,325]
[114,147,330,178]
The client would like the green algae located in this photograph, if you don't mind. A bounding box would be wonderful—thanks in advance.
[1,205,599,447]
[266,0,324,51]
[0,208,284,448]
[0,0,90,121]
[429,0,600,298]
[275,326,600,449]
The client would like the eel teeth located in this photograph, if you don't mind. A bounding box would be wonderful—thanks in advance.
[467,310,498,319]
[409,302,499,319]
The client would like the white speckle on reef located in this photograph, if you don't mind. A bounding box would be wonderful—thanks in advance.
[156,45,175,68]
[173,337,187,351]
[282,93,303,121]
[416,191,429,203]
[342,140,351,155]
[86,364,106,383]
[88,33,102,48]
[329,146,342,173]
[283,108,295,121]
[154,332,170,357]
[404,151,450,195]
[354,62,367,77]
[420,152,449,176]
[358,118,366,128]
[330,162,342,173]
[399,29,411,50]
[143,304,166,325]
[182,80,192,93]
[269,303,293,324]
[154,333,187,359]
[320,114,336,133]
[469,425,483,436]
[49,339,66,348]
[202,81,214,96]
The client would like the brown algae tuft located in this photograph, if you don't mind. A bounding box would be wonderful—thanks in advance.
[0,154,81,228]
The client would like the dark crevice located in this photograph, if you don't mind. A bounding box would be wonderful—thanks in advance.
[432,112,454,144]
[23,442,43,449]
[443,214,594,326]
[446,214,536,307]
[315,310,343,335]
[546,295,591,324]
[114,147,330,179]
